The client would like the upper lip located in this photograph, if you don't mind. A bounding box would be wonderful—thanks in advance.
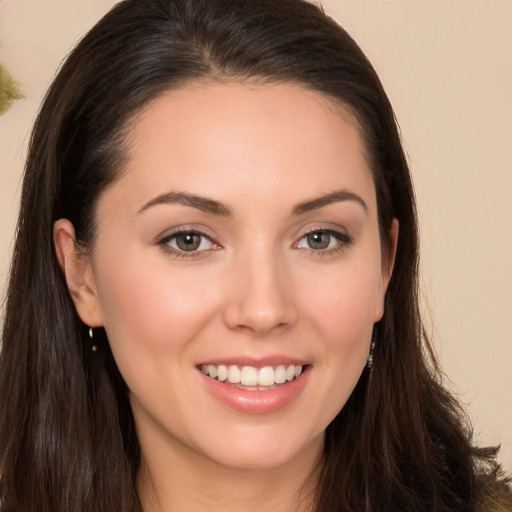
[197,356,310,368]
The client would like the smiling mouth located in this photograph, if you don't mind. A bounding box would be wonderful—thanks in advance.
[200,364,304,391]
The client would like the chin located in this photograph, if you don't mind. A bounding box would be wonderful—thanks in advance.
[195,426,324,472]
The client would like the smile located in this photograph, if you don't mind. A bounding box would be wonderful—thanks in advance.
[200,364,303,390]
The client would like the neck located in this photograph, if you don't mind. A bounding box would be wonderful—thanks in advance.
[137,432,322,512]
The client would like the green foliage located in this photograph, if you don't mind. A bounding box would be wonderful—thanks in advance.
[0,63,24,115]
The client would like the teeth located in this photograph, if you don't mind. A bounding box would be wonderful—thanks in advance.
[217,364,228,382]
[201,363,304,388]
[274,365,287,384]
[227,365,241,384]
[258,366,275,387]
[207,365,218,379]
[240,366,258,386]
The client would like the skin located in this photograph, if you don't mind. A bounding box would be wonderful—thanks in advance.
[55,82,397,511]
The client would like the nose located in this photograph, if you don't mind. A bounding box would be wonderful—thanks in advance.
[222,249,298,337]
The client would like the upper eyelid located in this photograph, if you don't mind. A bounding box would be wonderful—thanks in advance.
[158,227,217,243]
[296,225,350,240]
[295,229,354,255]
[300,226,346,235]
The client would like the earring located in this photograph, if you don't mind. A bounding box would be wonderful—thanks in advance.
[89,327,98,352]
[366,340,375,369]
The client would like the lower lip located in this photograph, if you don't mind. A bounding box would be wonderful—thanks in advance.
[199,367,310,414]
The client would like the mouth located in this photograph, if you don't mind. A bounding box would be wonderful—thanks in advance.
[198,360,311,414]
[200,364,304,391]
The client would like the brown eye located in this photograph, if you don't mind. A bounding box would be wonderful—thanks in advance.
[306,231,331,250]
[175,233,202,251]
[164,231,215,254]
[296,229,352,253]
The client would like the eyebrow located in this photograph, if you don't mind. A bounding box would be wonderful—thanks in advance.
[137,188,367,217]
[137,191,232,216]
[292,189,368,216]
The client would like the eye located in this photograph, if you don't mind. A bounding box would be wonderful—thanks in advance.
[161,230,217,254]
[296,229,351,252]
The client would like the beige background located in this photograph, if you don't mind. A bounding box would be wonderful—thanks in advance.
[0,0,511,472]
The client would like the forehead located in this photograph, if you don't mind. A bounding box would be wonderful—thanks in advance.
[107,81,375,215]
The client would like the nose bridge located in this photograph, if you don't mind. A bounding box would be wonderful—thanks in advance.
[223,238,296,336]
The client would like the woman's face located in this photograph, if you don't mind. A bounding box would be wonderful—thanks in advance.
[67,82,395,471]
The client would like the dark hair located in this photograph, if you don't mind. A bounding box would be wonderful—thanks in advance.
[1,0,510,510]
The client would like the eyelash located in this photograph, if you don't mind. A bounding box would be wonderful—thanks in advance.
[296,228,353,256]
[158,227,353,259]
[158,228,218,259]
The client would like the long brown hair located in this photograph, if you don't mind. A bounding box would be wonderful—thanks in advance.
[0,0,509,510]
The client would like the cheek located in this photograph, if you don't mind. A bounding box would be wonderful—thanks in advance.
[92,251,220,366]
[305,258,382,346]
[298,256,381,415]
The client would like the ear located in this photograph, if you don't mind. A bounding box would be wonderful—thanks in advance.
[53,219,104,327]
[374,218,399,322]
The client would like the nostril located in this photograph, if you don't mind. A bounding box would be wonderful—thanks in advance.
[230,321,290,337]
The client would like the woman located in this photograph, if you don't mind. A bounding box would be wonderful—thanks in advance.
[0,0,510,510]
